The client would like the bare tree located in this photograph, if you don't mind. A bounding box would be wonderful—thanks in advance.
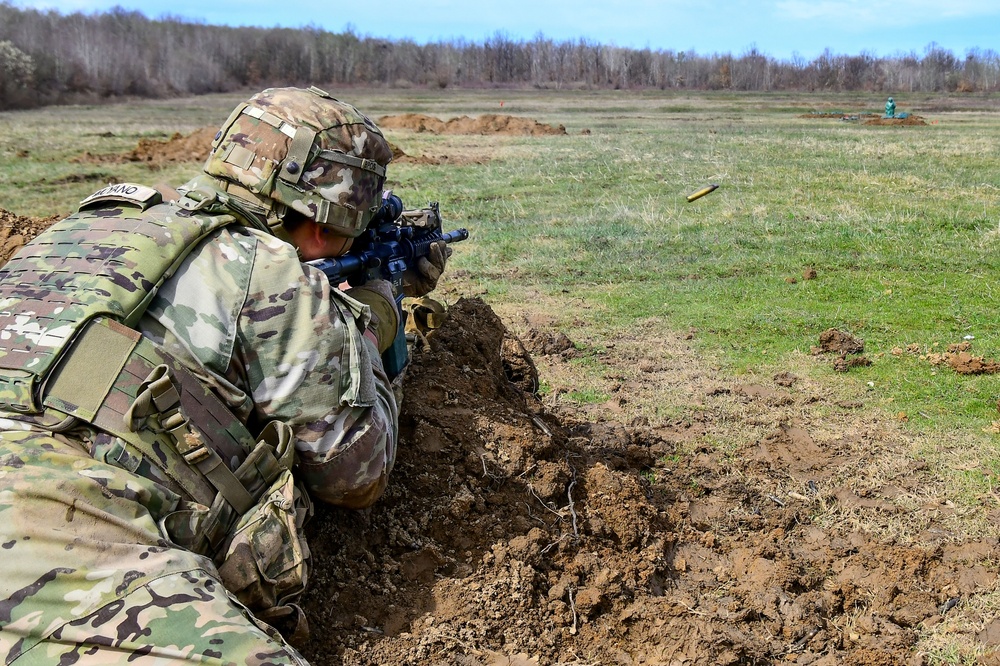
[1,3,998,109]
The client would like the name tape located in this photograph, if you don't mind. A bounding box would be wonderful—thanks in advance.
[80,183,161,208]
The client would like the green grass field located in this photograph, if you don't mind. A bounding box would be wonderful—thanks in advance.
[5,91,1000,412]
[5,87,1000,663]
[4,87,1000,498]
[5,90,1000,426]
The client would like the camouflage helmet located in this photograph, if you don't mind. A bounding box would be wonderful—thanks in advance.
[203,86,393,237]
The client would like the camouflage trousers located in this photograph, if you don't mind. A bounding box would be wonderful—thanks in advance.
[0,428,309,665]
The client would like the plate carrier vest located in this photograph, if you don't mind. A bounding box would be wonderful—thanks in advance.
[0,185,311,631]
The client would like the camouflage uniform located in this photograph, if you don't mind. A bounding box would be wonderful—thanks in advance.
[0,88,398,664]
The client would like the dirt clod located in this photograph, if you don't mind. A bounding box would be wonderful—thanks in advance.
[926,343,1000,375]
[520,328,576,357]
[0,209,61,263]
[815,328,865,355]
[833,355,872,372]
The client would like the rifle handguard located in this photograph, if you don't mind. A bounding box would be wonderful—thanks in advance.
[402,240,450,298]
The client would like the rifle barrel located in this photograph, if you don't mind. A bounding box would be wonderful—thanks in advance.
[443,228,469,243]
[311,227,469,283]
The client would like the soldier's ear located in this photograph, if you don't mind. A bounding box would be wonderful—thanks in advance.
[295,219,328,260]
[310,220,327,246]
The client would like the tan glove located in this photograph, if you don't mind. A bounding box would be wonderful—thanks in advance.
[404,297,448,336]
[346,280,399,354]
[402,241,452,298]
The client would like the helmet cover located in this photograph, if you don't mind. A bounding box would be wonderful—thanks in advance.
[204,86,393,237]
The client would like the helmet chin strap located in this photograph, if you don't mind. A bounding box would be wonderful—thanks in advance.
[224,195,272,234]
[198,175,278,235]
[263,202,288,230]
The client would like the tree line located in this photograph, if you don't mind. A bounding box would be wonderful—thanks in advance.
[1,2,998,110]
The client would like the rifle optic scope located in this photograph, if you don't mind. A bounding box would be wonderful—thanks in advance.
[373,192,404,225]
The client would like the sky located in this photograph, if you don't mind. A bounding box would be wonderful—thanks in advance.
[12,0,1000,61]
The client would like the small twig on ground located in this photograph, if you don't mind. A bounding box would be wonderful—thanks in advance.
[427,628,484,656]
[677,600,708,616]
[531,414,552,436]
[787,626,822,653]
[568,586,579,635]
[553,650,598,666]
[522,501,548,527]
[566,454,579,539]
[541,533,571,554]
[480,454,505,481]
[529,485,565,520]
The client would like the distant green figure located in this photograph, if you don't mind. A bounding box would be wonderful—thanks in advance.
[885,96,896,118]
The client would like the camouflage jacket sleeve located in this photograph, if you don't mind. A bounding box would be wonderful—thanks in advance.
[140,225,398,509]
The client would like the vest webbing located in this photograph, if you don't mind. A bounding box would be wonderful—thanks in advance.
[0,199,282,528]
[44,316,259,513]
[0,204,235,414]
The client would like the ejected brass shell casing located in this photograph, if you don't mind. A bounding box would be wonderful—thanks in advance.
[686,184,719,202]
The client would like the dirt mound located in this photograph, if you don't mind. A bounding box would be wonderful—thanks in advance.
[864,115,928,126]
[70,115,568,168]
[378,113,567,136]
[799,112,880,121]
[74,127,492,169]
[295,298,999,665]
[389,142,441,165]
[388,142,487,167]
[798,113,927,126]
[814,328,865,355]
[73,127,218,166]
[0,209,61,264]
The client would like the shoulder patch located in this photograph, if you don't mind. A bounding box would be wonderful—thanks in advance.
[79,183,163,212]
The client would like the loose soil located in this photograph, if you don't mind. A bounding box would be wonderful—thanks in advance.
[0,208,60,260]
[798,113,928,126]
[68,114,562,168]
[2,211,999,665]
[388,142,486,168]
[73,127,219,165]
[863,115,928,126]
[798,112,881,121]
[377,113,568,136]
